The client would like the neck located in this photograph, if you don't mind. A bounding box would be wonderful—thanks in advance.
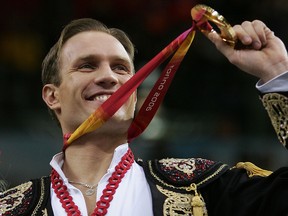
[62,132,128,184]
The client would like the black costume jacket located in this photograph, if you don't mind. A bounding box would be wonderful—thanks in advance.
[1,92,288,216]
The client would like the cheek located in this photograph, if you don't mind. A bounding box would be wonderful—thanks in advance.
[59,74,87,96]
[57,82,78,107]
[120,74,133,83]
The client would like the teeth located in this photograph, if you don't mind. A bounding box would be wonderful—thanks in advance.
[93,95,110,101]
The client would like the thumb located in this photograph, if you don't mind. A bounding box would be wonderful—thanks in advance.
[207,30,221,44]
[207,30,234,58]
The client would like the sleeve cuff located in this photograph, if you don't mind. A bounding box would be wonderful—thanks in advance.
[256,71,288,93]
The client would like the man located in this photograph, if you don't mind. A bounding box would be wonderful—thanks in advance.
[0,17,287,216]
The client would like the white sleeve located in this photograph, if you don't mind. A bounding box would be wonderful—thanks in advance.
[256,71,288,93]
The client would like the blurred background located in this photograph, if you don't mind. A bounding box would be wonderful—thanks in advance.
[1,0,288,187]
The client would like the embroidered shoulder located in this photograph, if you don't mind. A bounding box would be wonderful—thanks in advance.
[0,181,33,216]
[147,157,228,190]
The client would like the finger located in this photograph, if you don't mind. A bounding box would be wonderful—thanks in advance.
[263,25,275,41]
[233,24,253,46]
[241,21,262,49]
[251,20,267,46]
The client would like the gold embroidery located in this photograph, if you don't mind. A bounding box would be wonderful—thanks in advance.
[0,181,32,214]
[149,159,227,216]
[42,208,48,216]
[261,93,288,147]
[148,161,228,190]
[157,185,208,216]
[32,177,46,216]
[196,164,227,187]
[159,158,196,174]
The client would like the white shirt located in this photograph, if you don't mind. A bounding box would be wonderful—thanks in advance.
[50,144,153,216]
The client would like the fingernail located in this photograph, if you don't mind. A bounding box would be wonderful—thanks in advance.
[252,41,261,49]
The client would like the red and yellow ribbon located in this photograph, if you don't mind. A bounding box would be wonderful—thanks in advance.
[64,4,237,148]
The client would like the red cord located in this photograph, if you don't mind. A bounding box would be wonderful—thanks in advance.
[51,148,134,216]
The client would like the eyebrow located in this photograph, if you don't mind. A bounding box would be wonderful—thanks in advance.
[75,54,132,65]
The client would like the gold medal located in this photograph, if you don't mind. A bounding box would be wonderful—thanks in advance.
[191,4,237,47]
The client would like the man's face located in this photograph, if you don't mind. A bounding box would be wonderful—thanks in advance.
[46,31,136,134]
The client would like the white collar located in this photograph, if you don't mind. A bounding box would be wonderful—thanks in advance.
[49,143,129,183]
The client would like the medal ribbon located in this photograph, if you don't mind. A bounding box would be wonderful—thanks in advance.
[127,28,195,142]
[65,4,237,147]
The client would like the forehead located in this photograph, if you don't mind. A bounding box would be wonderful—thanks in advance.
[60,31,131,64]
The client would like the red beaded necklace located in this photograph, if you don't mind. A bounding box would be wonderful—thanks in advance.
[51,148,134,216]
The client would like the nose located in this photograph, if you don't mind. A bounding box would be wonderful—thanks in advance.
[93,65,118,88]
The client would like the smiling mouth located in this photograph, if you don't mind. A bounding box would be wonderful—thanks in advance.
[87,94,111,102]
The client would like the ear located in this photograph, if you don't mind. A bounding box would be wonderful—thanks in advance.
[42,84,61,111]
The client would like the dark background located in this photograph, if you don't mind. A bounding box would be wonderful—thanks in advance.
[1,0,288,187]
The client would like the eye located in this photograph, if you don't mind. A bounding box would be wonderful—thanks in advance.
[112,64,130,74]
[78,63,96,72]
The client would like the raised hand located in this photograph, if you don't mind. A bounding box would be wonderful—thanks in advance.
[208,20,288,83]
